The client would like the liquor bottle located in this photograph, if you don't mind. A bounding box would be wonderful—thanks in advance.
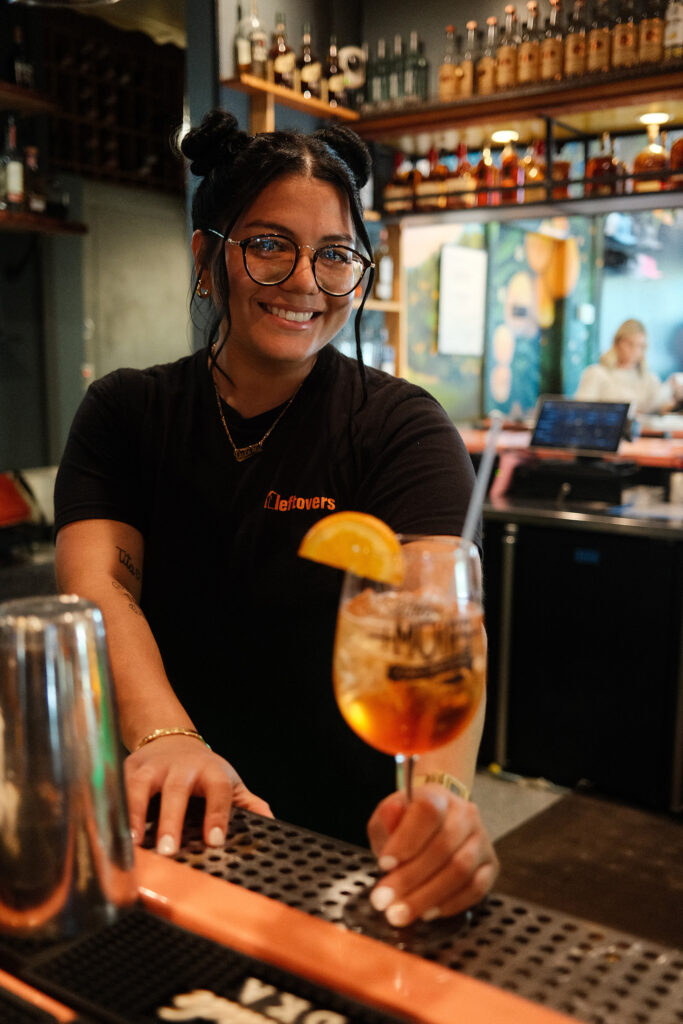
[24,145,46,214]
[7,24,35,88]
[438,25,458,101]
[231,0,268,79]
[453,34,465,96]
[670,132,683,188]
[540,0,564,80]
[500,135,525,204]
[268,13,295,87]
[564,0,588,77]
[518,2,541,83]
[477,17,499,95]
[445,142,476,208]
[373,228,394,302]
[1,116,24,212]
[388,34,405,106]
[414,146,449,211]
[368,38,389,108]
[612,0,638,67]
[460,21,477,97]
[383,151,417,213]
[235,4,252,74]
[249,3,268,79]
[633,123,669,191]
[639,0,665,62]
[497,5,520,89]
[475,145,501,205]
[521,139,547,201]
[296,23,322,98]
[404,31,428,104]
[664,0,683,58]
[325,36,347,107]
[585,131,618,195]
[587,0,612,71]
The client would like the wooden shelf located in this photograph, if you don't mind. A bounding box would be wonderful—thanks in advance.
[388,187,683,226]
[221,73,359,134]
[0,211,87,235]
[353,64,683,149]
[0,81,56,117]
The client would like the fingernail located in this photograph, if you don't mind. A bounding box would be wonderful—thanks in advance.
[421,906,441,922]
[379,854,399,872]
[156,834,176,856]
[386,902,411,927]
[208,827,225,847]
[130,827,139,845]
[370,885,395,912]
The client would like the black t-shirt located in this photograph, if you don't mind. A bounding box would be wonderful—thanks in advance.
[54,344,478,845]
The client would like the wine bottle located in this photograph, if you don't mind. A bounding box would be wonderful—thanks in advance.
[297,23,322,98]
[438,26,458,102]
[540,0,564,80]
[564,0,588,78]
[587,0,612,72]
[477,17,498,95]
[518,2,541,84]
[268,13,295,87]
[497,5,521,89]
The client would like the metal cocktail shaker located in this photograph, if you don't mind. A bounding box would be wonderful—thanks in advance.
[0,594,137,939]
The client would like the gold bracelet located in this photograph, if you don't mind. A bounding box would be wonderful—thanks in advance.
[134,727,211,752]
[414,772,470,800]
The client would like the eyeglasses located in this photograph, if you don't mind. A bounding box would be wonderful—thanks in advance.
[206,229,374,297]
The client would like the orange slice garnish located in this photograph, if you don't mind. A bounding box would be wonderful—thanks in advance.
[298,511,404,584]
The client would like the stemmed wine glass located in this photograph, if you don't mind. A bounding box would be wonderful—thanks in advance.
[332,536,485,934]
[333,536,485,800]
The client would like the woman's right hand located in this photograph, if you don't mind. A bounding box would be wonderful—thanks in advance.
[124,735,272,856]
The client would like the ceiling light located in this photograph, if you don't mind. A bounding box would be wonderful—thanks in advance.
[491,130,519,144]
[639,112,670,125]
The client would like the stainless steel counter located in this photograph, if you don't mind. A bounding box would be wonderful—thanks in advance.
[160,807,683,1024]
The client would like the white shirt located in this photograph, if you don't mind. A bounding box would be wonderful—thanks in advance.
[574,364,671,414]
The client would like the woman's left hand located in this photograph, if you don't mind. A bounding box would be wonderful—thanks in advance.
[366,783,499,927]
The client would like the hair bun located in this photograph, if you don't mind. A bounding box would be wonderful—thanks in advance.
[181,109,251,177]
[313,125,372,190]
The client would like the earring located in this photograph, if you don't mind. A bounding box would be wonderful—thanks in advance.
[196,280,210,298]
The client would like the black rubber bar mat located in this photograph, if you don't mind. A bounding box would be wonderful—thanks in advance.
[19,907,409,1024]
[0,983,91,1024]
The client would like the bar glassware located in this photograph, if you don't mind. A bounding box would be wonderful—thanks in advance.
[0,594,137,940]
[333,537,485,802]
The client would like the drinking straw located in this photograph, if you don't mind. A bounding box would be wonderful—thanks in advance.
[460,410,505,547]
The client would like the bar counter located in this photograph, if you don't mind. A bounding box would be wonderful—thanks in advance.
[2,805,681,1024]
[459,427,683,470]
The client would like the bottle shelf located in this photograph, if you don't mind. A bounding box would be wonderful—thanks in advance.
[385,186,683,225]
[0,210,87,235]
[353,63,683,148]
[221,73,359,134]
[0,81,56,117]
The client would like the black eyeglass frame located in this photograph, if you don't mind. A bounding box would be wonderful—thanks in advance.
[205,228,374,297]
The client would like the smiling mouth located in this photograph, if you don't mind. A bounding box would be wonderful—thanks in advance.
[262,303,319,323]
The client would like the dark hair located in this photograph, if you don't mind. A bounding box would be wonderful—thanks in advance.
[181,109,375,390]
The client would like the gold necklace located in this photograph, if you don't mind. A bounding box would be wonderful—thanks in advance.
[210,367,303,463]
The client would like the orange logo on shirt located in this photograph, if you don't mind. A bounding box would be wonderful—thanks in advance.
[264,490,336,512]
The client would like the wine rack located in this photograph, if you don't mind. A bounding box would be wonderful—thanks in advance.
[40,8,184,194]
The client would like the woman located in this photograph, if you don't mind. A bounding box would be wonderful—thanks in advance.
[575,319,673,414]
[54,110,498,928]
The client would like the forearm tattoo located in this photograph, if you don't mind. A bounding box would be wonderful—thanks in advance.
[112,579,144,617]
[116,546,141,580]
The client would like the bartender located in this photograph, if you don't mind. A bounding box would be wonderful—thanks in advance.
[575,319,676,415]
